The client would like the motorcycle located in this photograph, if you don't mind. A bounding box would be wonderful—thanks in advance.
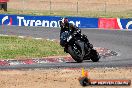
[60,29,100,63]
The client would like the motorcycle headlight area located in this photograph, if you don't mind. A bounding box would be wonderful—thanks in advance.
[61,32,69,41]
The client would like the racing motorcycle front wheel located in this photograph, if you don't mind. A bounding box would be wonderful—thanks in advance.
[90,49,100,62]
[67,45,84,63]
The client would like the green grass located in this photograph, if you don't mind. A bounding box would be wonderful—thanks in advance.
[0,36,66,59]
[0,9,132,18]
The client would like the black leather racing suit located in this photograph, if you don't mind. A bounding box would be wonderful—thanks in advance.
[59,22,79,46]
[60,23,78,37]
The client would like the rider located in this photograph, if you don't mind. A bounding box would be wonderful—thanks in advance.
[59,17,79,35]
[59,17,80,47]
[59,17,80,52]
[59,17,93,52]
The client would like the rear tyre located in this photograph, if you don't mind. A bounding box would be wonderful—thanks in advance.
[90,49,100,62]
[68,46,83,63]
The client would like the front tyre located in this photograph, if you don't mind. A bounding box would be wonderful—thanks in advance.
[90,49,100,62]
[68,46,83,63]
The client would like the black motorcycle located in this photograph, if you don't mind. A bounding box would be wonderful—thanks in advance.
[60,29,100,63]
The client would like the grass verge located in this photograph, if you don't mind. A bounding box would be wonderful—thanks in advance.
[0,9,132,18]
[0,36,66,59]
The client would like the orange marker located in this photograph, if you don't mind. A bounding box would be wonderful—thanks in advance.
[82,68,88,77]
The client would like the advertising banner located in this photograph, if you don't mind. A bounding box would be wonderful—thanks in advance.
[119,18,132,30]
[98,18,121,30]
[0,14,132,29]
[0,14,98,28]
[98,18,132,30]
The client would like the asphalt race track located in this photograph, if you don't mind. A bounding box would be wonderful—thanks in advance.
[0,26,132,69]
